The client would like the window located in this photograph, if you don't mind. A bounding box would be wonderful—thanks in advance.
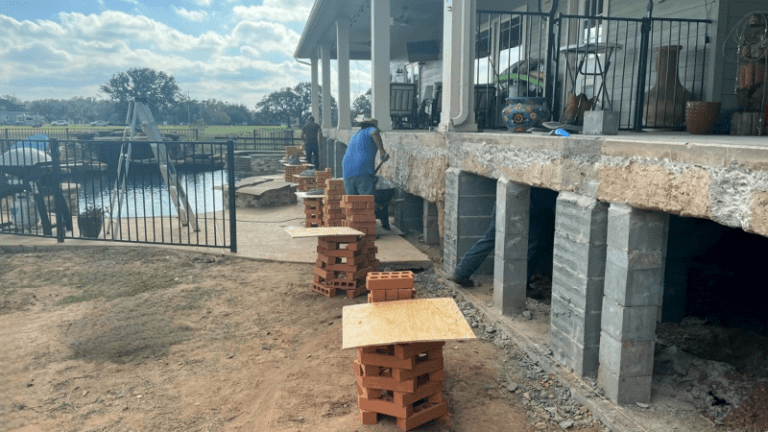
[582,0,606,43]
[475,11,525,85]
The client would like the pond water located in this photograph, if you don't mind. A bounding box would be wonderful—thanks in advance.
[76,168,229,217]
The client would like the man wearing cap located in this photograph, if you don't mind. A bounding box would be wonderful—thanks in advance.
[301,116,322,168]
[342,117,388,195]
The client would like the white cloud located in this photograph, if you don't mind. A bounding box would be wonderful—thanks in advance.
[233,0,313,23]
[173,6,208,22]
[120,0,140,5]
[193,0,214,5]
[0,12,311,105]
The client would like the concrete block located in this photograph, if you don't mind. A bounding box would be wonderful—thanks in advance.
[554,193,608,244]
[493,258,526,315]
[607,204,666,252]
[600,297,658,342]
[459,171,496,194]
[553,235,607,279]
[550,292,602,347]
[456,196,495,216]
[583,110,619,135]
[495,234,528,260]
[599,331,654,377]
[551,262,605,311]
[604,261,664,306]
[423,201,440,246]
[457,215,493,237]
[598,365,652,404]
[550,325,600,377]
[606,246,663,270]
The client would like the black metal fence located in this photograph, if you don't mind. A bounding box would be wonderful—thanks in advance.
[1,126,300,145]
[474,4,711,130]
[0,138,237,251]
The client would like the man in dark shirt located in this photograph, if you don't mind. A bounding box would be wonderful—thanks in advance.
[301,116,322,168]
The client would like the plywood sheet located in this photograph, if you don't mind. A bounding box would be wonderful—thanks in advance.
[295,192,325,200]
[283,225,363,238]
[342,298,476,349]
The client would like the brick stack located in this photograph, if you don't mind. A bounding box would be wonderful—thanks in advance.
[366,271,416,303]
[341,195,379,271]
[284,145,303,160]
[323,179,345,227]
[313,235,370,298]
[296,173,316,192]
[304,198,323,227]
[354,343,448,431]
[315,168,333,189]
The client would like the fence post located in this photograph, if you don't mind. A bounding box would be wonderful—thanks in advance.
[545,0,560,117]
[195,128,199,141]
[633,0,654,131]
[50,138,66,243]
[226,139,237,253]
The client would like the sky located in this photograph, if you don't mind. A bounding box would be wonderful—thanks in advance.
[0,0,371,107]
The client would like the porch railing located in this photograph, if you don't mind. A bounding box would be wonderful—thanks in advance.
[474,4,711,131]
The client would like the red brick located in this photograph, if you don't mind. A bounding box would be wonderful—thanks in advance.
[311,283,336,297]
[391,359,444,381]
[394,342,445,360]
[395,402,448,431]
[392,380,443,406]
[359,408,378,425]
[385,290,399,301]
[362,374,417,393]
[366,272,414,290]
[318,235,360,244]
[357,394,413,419]
[397,289,413,300]
[358,351,415,370]
[346,214,377,223]
[370,290,386,303]
[344,285,368,298]
[343,194,374,203]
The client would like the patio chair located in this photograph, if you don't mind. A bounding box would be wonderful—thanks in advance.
[390,83,418,129]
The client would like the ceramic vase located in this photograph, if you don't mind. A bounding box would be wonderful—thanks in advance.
[502,97,550,132]
[644,45,692,128]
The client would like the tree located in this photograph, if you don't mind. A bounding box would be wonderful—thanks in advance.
[100,68,180,120]
[351,89,372,120]
[254,82,335,127]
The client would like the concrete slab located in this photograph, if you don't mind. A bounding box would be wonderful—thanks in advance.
[232,202,432,268]
[0,201,432,270]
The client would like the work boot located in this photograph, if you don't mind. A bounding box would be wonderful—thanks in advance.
[448,275,475,288]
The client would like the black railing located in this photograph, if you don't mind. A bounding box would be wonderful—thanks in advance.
[475,10,551,129]
[0,138,236,251]
[473,5,711,131]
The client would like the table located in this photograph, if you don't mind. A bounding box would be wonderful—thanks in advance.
[559,42,623,110]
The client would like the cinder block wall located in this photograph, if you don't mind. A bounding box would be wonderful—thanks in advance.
[444,169,496,275]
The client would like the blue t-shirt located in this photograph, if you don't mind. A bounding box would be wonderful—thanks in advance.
[342,127,379,178]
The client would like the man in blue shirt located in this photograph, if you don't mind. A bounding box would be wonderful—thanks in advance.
[342,118,387,195]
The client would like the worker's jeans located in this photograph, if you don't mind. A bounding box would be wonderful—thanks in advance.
[343,174,376,196]
[454,206,496,280]
[305,143,319,168]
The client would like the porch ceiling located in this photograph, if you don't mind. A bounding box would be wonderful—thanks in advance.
[295,0,444,61]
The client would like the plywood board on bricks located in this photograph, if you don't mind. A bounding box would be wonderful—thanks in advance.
[283,225,364,238]
[342,298,476,349]
[295,192,326,200]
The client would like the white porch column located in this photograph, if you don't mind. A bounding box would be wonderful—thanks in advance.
[370,0,391,131]
[311,49,320,121]
[321,42,333,129]
[439,0,477,132]
[336,17,352,130]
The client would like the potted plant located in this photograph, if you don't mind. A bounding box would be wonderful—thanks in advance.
[77,206,104,238]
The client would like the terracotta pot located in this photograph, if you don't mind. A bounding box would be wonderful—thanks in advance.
[502,97,550,132]
[644,45,692,128]
[685,102,721,134]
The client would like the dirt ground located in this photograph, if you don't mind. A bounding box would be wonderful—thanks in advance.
[1,246,597,432]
